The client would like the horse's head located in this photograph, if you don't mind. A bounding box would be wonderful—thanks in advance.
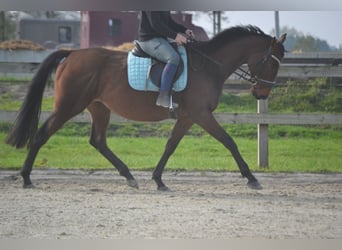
[248,34,286,99]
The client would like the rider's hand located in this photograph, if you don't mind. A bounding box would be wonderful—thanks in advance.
[185,29,195,39]
[175,33,188,45]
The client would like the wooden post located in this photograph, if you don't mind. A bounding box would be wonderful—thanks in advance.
[258,99,269,168]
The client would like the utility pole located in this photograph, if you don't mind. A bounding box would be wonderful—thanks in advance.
[274,11,280,38]
[213,11,221,35]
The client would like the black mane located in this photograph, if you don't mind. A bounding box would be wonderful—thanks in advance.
[200,25,271,51]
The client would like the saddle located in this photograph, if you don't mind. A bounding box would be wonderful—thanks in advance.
[132,41,184,89]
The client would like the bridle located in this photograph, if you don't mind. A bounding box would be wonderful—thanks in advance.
[234,46,281,88]
[186,40,282,89]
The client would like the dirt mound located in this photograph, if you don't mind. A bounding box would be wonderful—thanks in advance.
[105,42,134,51]
[0,40,46,51]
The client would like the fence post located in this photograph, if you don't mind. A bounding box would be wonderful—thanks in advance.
[258,99,269,168]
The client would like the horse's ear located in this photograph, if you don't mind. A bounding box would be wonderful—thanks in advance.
[279,33,287,44]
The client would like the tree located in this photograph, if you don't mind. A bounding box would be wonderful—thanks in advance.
[192,11,229,36]
[294,35,332,52]
[270,26,336,52]
[0,11,16,41]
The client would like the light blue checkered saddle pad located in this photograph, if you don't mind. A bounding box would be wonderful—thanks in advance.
[127,46,187,92]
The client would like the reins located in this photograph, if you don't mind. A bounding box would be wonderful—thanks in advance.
[185,41,223,68]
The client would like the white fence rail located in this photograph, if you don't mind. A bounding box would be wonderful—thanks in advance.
[1,50,342,79]
[1,110,341,125]
[0,49,53,78]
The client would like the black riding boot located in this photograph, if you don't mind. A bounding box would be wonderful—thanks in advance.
[157,62,179,109]
[156,91,178,108]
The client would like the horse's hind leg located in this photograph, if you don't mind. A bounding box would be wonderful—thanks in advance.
[87,102,138,189]
[20,121,50,187]
[21,112,74,187]
[21,87,98,187]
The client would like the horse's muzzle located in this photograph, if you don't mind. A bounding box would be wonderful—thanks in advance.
[252,90,268,100]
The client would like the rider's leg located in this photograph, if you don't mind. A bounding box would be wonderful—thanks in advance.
[138,38,180,108]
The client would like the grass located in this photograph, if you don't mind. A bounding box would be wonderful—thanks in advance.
[0,94,54,111]
[1,124,341,172]
[269,78,342,113]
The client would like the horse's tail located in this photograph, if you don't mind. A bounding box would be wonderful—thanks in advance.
[6,50,72,149]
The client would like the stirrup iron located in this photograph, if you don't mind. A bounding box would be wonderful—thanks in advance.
[169,95,174,111]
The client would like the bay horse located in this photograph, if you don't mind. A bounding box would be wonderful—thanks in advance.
[6,26,286,191]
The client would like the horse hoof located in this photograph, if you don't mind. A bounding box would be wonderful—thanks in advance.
[23,183,36,189]
[157,186,171,192]
[247,180,263,190]
[127,179,139,189]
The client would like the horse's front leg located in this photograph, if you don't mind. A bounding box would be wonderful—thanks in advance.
[194,112,262,190]
[153,117,193,191]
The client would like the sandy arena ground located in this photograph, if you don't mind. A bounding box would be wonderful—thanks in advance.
[0,170,341,239]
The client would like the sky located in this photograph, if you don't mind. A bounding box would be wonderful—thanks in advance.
[192,11,342,49]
